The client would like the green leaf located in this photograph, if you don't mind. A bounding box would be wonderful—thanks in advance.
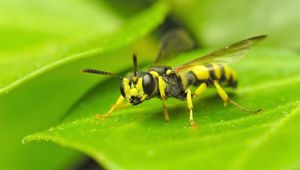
[0,1,168,169]
[24,47,300,170]
[0,0,123,169]
[0,0,168,94]
[0,50,128,170]
[171,0,300,49]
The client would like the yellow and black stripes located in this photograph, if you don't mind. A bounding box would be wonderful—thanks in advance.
[185,63,237,88]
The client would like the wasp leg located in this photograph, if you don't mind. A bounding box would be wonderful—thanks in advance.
[96,95,124,119]
[213,80,262,113]
[158,76,170,121]
[187,89,198,128]
[193,82,208,98]
[161,97,170,121]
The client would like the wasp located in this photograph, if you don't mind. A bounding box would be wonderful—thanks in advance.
[82,29,266,128]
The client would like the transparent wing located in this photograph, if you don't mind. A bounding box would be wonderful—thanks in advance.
[155,29,196,64]
[175,35,267,72]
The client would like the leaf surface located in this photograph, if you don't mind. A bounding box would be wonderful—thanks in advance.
[0,1,168,169]
[24,48,300,170]
[0,0,168,93]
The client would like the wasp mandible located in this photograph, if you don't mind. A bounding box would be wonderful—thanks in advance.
[82,29,266,128]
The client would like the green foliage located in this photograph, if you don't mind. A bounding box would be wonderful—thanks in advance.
[2,0,300,169]
[171,0,300,49]
[24,48,300,170]
[0,0,168,93]
[0,1,168,170]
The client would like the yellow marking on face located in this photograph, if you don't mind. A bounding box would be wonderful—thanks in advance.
[130,88,139,96]
[123,78,131,97]
[132,76,137,82]
[135,78,144,93]
[130,81,134,88]
[123,78,147,102]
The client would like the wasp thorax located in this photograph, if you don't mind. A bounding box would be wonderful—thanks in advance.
[120,73,156,105]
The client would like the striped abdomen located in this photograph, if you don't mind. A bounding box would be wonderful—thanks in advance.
[184,64,237,88]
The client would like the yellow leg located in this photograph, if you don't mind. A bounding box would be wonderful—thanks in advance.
[193,82,208,98]
[161,97,170,121]
[187,89,198,128]
[213,80,229,106]
[96,95,124,119]
[158,76,170,121]
[213,80,262,113]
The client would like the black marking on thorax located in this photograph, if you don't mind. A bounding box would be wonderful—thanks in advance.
[148,66,187,100]
[148,66,172,75]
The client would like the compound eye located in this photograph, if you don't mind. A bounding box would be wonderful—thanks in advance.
[120,81,125,97]
[142,73,155,95]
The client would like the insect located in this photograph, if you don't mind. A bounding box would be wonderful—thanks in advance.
[82,29,266,128]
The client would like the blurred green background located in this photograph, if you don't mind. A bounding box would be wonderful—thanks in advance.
[1,0,300,170]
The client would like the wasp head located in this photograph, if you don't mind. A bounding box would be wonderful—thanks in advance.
[82,54,156,105]
[120,72,156,105]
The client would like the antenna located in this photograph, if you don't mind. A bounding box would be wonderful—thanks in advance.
[132,54,138,77]
[81,68,122,79]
